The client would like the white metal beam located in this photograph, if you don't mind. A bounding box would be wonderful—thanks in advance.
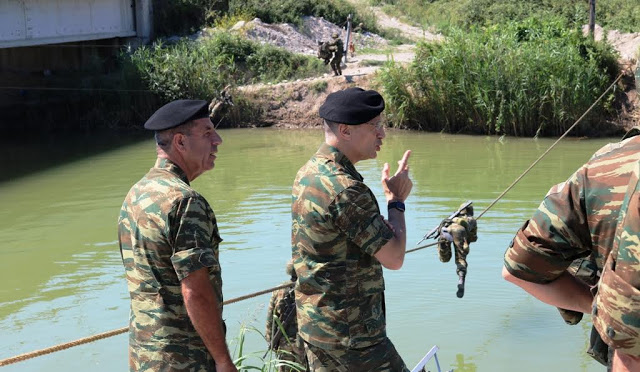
[0,0,136,48]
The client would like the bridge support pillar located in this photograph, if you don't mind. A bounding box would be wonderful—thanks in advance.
[135,0,154,43]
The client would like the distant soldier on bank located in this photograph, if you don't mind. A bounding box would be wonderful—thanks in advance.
[437,203,478,298]
[265,261,305,372]
[327,32,344,76]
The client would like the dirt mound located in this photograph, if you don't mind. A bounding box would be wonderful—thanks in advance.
[233,16,388,56]
[583,25,640,61]
[237,75,376,128]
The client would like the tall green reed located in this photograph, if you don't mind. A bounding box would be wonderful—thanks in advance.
[232,322,305,372]
[376,17,620,136]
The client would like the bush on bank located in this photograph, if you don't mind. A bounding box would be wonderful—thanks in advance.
[370,0,640,34]
[377,17,620,137]
[153,0,380,38]
[127,31,326,102]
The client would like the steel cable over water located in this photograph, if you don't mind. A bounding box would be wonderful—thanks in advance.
[0,71,626,367]
[409,71,625,253]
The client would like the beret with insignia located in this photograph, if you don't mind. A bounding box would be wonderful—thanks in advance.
[144,99,210,130]
[319,87,385,125]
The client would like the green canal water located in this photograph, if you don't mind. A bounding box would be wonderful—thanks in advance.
[0,128,615,371]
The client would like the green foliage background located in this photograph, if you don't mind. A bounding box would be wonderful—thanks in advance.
[370,0,640,34]
[127,32,325,102]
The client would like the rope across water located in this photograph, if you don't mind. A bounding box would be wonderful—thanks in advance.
[0,283,295,367]
[0,71,625,367]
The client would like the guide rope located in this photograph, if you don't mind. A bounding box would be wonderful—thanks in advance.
[0,283,294,367]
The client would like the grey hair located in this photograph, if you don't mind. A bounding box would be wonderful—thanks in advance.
[154,120,199,151]
[323,119,341,134]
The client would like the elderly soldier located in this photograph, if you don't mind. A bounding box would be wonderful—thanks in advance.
[503,130,640,372]
[437,203,477,298]
[328,32,344,76]
[118,100,237,372]
[292,87,413,371]
[265,261,305,371]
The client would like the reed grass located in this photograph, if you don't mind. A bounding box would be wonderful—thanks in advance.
[376,17,620,136]
[232,323,305,372]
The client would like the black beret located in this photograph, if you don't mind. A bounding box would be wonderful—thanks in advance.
[319,87,385,125]
[144,99,210,130]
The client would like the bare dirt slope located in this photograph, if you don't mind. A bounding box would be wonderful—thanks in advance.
[367,5,443,42]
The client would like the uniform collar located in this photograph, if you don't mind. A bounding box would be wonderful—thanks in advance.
[317,143,363,182]
[154,157,190,185]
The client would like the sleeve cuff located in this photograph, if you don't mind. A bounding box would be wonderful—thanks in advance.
[355,215,394,256]
[503,227,572,284]
[171,247,219,281]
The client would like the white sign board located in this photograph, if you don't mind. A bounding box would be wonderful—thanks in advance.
[0,0,136,48]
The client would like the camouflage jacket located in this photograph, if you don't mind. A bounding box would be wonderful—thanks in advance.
[504,135,640,355]
[118,158,224,371]
[291,144,394,350]
[329,39,344,57]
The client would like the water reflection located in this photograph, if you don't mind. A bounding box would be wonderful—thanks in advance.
[0,128,614,371]
[453,353,477,372]
[0,130,148,182]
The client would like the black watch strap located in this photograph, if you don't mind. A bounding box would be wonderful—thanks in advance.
[388,201,405,212]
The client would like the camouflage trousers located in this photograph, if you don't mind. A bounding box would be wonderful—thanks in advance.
[130,343,216,372]
[330,55,342,75]
[303,338,409,372]
[438,223,469,275]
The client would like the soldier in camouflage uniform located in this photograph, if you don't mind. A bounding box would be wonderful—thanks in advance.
[118,100,237,372]
[503,130,640,371]
[327,33,344,76]
[292,87,413,371]
[437,203,477,298]
[265,261,305,372]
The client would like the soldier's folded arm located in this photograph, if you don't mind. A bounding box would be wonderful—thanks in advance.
[502,268,593,313]
[502,173,593,314]
[182,268,237,372]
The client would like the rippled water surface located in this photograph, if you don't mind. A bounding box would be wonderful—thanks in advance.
[0,128,614,371]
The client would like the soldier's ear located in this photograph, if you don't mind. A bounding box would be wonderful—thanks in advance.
[173,133,187,152]
[338,123,351,140]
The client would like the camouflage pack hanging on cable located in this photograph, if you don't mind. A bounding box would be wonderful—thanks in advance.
[417,201,473,245]
[265,285,297,353]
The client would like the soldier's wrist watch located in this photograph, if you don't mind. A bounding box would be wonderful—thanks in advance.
[388,201,406,212]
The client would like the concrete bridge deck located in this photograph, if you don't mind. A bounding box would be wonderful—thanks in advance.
[0,0,152,49]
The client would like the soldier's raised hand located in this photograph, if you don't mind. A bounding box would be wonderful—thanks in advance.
[381,150,413,202]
